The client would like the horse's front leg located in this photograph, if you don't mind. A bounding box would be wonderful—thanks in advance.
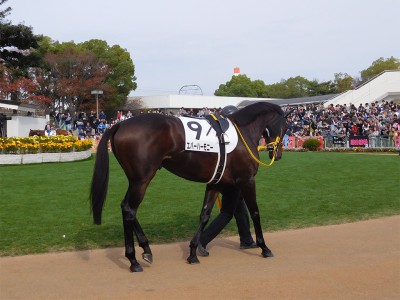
[187,187,218,264]
[241,183,273,258]
[133,219,153,264]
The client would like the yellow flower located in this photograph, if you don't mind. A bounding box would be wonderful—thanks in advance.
[1,136,92,154]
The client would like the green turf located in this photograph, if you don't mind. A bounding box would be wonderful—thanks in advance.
[0,152,399,256]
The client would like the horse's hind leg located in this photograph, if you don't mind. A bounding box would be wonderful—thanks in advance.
[121,183,152,272]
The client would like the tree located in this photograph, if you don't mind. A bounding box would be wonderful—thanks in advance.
[215,74,337,99]
[123,96,145,113]
[0,22,41,74]
[80,39,136,113]
[334,72,353,93]
[1,4,136,112]
[267,76,312,99]
[0,1,42,100]
[360,56,399,83]
[0,0,11,20]
[215,75,258,97]
[266,81,288,98]
[26,38,138,114]
[282,76,310,98]
[252,79,270,98]
[34,43,112,113]
[0,65,38,101]
[307,79,337,96]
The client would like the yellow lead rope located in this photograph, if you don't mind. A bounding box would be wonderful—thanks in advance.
[233,123,280,167]
[216,194,222,209]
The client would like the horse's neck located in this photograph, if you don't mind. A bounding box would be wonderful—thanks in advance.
[257,114,274,136]
[248,112,279,142]
[240,117,267,145]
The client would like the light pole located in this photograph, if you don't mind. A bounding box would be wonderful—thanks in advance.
[91,90,103,119]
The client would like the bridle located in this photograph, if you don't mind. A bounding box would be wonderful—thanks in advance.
[233,123,283,167]
[264,125,285,159]
[265,135,283,153]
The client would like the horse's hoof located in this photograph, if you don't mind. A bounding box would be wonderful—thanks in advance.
[262,250,274,258]
[187,256,200,264]
[130,262,143,272]
[142,252,153,264]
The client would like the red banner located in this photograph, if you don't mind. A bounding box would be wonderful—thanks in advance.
[286,136,296,149]
[395,136,400,147]
[283,136,324,149]
[349,136,369,148]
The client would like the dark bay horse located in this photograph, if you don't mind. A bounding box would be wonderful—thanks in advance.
[90,102,290,272]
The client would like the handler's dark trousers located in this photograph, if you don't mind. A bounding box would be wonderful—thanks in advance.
[199,190,254,247]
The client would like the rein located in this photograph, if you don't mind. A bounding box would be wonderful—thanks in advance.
[233,122,280,167]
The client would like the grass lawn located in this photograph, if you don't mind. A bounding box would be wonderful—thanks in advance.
[0,152,399,256]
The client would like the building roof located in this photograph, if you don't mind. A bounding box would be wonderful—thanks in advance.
[127,94,337,111]
[0,99,39,113]
[237,94,337,108]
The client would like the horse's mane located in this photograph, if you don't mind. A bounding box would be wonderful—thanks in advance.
[231,102,284,126]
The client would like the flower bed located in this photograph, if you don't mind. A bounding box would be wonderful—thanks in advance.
[0,136,94,165]
[316,147,399,153]
[0,136,93,154]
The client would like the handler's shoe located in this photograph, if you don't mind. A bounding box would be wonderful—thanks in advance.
[197,244,209,257]
[240,242,258,249]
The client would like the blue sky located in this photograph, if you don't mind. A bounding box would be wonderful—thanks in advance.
[6,0,400,96]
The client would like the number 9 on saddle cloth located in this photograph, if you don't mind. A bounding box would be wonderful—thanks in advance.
[204,105,239,143]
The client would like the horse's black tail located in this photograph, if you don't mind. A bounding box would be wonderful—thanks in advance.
[90,123,121,225]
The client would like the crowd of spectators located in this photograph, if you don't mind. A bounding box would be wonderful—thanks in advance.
[281,100,400,141]
[50,99,399,145]
[52,110,134,139]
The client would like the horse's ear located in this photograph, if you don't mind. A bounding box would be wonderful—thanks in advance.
[284,109,294,119]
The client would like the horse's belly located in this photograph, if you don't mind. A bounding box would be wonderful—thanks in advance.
[162,152,218,183]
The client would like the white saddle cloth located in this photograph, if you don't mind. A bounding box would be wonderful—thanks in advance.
[178,116,238,153]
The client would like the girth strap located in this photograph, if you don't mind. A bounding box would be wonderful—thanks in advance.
[204,113,227,184]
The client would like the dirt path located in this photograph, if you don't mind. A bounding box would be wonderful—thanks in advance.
[1,216,399,300]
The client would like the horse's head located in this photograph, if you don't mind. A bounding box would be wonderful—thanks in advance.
[262,108,293,161]
[232,102,293,163]
[29,129,43,137]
